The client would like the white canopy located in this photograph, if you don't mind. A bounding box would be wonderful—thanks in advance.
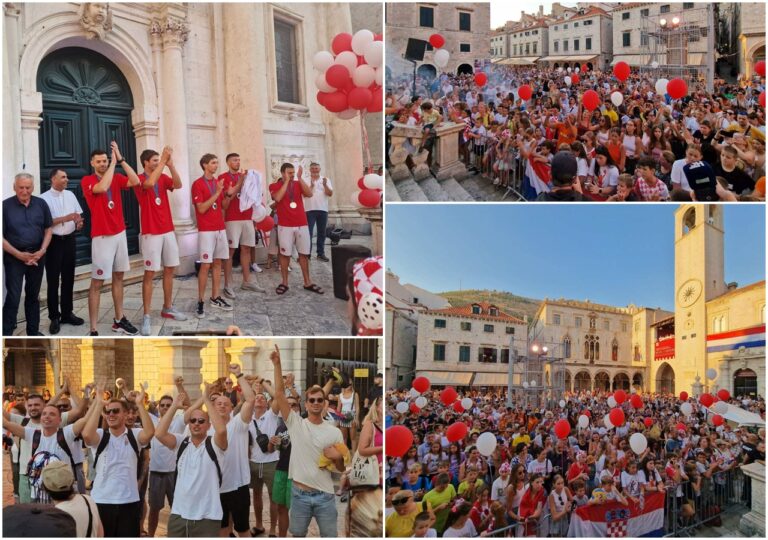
[710,403,765,427]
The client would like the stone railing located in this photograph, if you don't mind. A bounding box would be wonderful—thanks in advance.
[388,121,467,182]
[739,462,765,536]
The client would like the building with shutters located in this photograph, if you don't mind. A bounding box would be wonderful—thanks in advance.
[2,2,380,273]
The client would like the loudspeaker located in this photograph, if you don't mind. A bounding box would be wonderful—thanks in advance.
[405,38,428,62]
[331,244,373,300]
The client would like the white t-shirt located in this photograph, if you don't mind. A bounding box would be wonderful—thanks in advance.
[249,409,280,463]
[56,494,101,537]
[87,428,147,504]
[40,188,84,236]
[620,470,646,498]
[212,416,251,493]
[671,158,692,191]
[170,433,226,521]
[491,476,510,501]
[149,412,186,473]
[13,412,71,469]
[23,424,78,467]
[444,519,478,538]
[527,458,553,476]
[414,528,438,537]
[302,176,334,213]
[284,410,343,494]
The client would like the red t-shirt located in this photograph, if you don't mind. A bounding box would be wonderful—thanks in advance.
[218,172,253,222]
[81,173,129,238]
[134,173,175,235]
[269,180,308,227]
[192,176,225,232]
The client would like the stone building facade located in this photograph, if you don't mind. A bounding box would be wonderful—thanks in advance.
[737,2,766,77]
[3,2,379,272]
[542,6,613,70]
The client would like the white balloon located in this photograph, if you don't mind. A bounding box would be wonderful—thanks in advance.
[357,292,383,329]
[252,204,268,223]
[557,67,563,73]
[655,78,669,95]
[461,397,473,410]
[477,432,498,456]
[578,414,590,429]
[352,64,376,88]
[337,108,358,120]
[611,91,624,107]
[415,396,427,408]
[351,29,375,56]
[604,414,613,430]
[530,379,537,387]
[374,67,383,86]
[350,190,362,206]
[364,40,384,68]
[434,49,450,69]
[575,66,580,73]
[651,61,659,69]
[363,173,384,190]
[409,388,421,398]
[334,50,358,73]
[312,50,335,72]
[522,382,529,389]
[559,400,566,408]
[567,67,572,73]
[564,76,572,87]
[713,400,728,414]
[396,401,409,414]
[680,402,693,416]
[315,71,335,93]
[706,368,718,380]
[607,396,617,408]
[629,432,648,454]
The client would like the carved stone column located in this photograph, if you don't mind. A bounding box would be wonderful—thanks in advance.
[432,123,468,180]
[153,339,208,400]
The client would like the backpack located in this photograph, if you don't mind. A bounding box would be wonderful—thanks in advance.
[251,419,271,454]
[176,436,222,486]
[93,429,140,478]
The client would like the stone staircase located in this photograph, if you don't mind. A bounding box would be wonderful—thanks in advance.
[39,254,149,303]
[386,169,507,202]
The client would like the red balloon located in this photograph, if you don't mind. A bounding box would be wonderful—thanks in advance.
[367,87,383,113]
[446,421,468,442]
[412,377,430,393]
[614,390,627,405]
[712,414,724,426]
[609,408,625,427]
[324,91,348,113]
[255,216,274,232]
[581,409,591,418]
[571,73,580,84]
[357,176,366,189]
[440,387,458,406]
[679,391,689,402]
[348,87,373,110]
[429,34,445,49]
[474,72,488,87]
[453,401,464,413]
[760,91,766,108]
[410,402,420,414]
[581,64,588,72]
[699,393,714,407]
[676,422,687,432]
[518,84,532,101]
[385,425,413,457]
[756,60,766,77]
[713,396,720,403]
[374,33,383,42]
[554,419,571,440]
[643,417,653,428]
[358,189,381,208]
[717,389,730,401]
[582,89,600,111]
[666,78,688,99]
[613,61,630,82]
[316,91,327,106]
[630,394,643,409]
[331,32,353,55]
[326,64,351,90]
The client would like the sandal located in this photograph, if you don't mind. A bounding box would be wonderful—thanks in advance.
[276,284,289,295]
[303,283,324,295]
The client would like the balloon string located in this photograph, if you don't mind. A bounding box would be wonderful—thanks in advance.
[360,112,372,174]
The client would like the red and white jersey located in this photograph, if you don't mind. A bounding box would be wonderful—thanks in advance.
[192,176,226,232]
[269,180,308,227]
[81,173,129,237]
[219,171,253,222]
[134,172,175,235]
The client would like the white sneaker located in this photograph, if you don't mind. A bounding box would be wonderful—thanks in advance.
[241,281,265,293]
[250,263,263,273]
[140,315,151,336]
[223,286,236,299]
[161,306,188,321]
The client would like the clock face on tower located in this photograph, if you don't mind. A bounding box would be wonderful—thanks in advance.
[677,279,703,308]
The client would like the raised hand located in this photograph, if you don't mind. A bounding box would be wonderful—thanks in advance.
[173,392,186,407]
[228,363,242,377]
[111,141,123,162]
[270,344,281,365]
[115,378,126,389]
[175,376,184,385]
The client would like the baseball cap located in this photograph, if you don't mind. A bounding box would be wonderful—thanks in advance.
[551,151,578,185]
[393,489,414,502]
[42,461,74,493]
[3,504,77,537]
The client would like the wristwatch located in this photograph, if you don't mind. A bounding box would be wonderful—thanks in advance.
[117,158,125,164]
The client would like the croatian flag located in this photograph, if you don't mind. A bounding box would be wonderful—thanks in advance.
[707,324,766,353]
[567,492,665,538]
[523,159,552,200]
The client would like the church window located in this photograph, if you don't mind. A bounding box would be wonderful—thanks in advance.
[563,336,572,358]
[274,18,301,104]
[612,339,619,361]
[682,208,696,235]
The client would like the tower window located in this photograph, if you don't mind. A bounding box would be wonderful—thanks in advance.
[682,208,696,235]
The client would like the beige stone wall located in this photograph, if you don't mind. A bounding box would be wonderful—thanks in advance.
[612,4,709,58]
[386,309,418,388]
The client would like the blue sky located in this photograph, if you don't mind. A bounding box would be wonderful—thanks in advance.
[386,204,765,311]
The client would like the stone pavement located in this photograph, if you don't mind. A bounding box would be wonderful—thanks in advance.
[11,236,374,337]
[2,452,348,537]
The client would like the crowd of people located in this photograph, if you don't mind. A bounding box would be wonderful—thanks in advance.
[384,386,765,538]
[386,65,765,202]
[2,351,384,537]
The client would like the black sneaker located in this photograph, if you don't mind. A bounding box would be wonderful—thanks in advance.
[89,330,99,336]
[111,317,138,335]
[210,296,233,311]
[317,254,330,262]
[196,301,205,319]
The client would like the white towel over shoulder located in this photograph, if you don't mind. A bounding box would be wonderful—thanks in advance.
[239,169,264,212]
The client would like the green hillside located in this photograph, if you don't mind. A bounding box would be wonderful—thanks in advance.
[438,289,542,322]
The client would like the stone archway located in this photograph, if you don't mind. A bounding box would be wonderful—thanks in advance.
[655,362,675,394]
[594,371,610,391]
[565,371,572,392]
[574,370,591,392]
[417,63,438,81]
[632,372,643,391]
[457,63,474,75]
[734,368,757,397]
[612,372,630,391]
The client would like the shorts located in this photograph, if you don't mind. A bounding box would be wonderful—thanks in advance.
[91,231,130,279]
[167,514,220,538]
[198,230,229,263]
[141,231,180,271]
[272,469,292,508]
[219,484,251,532]
[277,225,310,257]
[225,220,256,249]
[250,460,277,494]
[148,471,176,511]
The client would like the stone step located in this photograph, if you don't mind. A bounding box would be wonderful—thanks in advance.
[416,176,452,201]
[39,255,150,303]
[439,177,474,201]
[458,174,506,201]
[384,173,402,202]
[394,176,430,202]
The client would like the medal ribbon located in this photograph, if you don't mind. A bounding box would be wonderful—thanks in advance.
[287,178,295,207]
[206,178,217,202]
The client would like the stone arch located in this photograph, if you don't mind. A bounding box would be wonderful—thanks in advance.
[655,362,675,394]
[632,372,643,391]
[574,370,591,392]
[457,63,473,75]
[594,371,611,391]
[612,372,630,391]
[565,370,572,392]
[682,207,696,236]
[417,63,438,81]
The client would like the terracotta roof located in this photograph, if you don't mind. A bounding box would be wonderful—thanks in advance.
[651,315,675,327]
[561,6,610,23]
[424,301,525,324]
[612,3,655,11]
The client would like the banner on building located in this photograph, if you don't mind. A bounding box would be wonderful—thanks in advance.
[707,324,766,353]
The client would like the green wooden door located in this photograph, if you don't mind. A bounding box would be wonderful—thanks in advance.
[37,47,139,266]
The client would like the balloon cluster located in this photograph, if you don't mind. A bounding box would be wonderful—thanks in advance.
[313,30,383,118]
[353,173,383,208]
[430,34,450,70]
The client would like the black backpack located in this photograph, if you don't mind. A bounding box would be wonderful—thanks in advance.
[176,436,222,486]
[93,429,140,479]
[30,428,77,476]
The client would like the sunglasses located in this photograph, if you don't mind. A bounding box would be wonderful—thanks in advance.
[289,402,300,408]
[189,418,207,425]
[103,408,122,415]
[393,498,411,506]
[57,405,71,410]
[225,381,233,385]
[307,397,325,404]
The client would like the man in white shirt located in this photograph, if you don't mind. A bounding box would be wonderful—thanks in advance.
[155,385,228,538]
[248,389,281,537]
[302,163,333,262]
[82,383,155,537]
[40,169,85,334]
[670,144,703,193]
[271,345,345,537]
